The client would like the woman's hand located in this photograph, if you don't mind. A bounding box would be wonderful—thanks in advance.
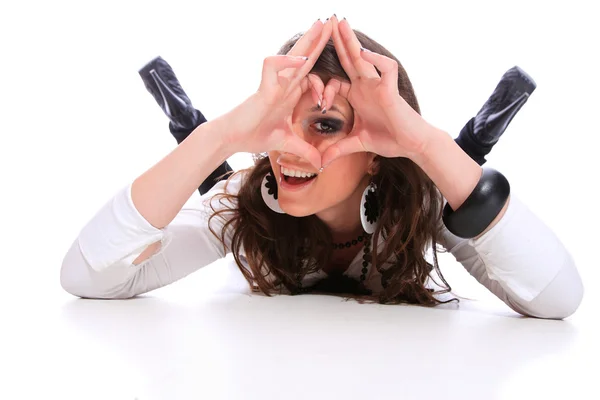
[220,19,333,170]
[320,16,437,168]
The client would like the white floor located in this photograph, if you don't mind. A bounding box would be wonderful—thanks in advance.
[2,1,599,399]
[3,254,597,400]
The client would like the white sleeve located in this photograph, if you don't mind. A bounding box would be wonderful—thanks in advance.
[438,193,584,319]
[60,173,245,299]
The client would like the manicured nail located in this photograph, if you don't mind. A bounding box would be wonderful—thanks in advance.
[360,47,371,53]
[334,14,337,18]
[317,100,321,108]
[343,17,346,20]
[326,17,329,21]
[321,100,327,113]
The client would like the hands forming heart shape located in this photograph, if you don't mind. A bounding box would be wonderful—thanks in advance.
[235,15,438,171]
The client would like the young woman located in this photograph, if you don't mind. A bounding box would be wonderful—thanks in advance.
[60,16,583,319]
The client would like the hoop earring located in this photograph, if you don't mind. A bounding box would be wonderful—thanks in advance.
[261,171,285,214]
[360,182,380,234]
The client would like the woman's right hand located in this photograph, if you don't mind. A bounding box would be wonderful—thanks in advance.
[219,18,333,170]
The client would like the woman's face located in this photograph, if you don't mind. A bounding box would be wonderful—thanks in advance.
[268,88,376,217]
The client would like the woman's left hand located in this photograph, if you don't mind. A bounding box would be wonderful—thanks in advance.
[320,16,438,168]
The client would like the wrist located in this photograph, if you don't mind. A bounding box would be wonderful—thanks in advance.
[409,125,450,167]
[216,92,266,155]
[188,116,238,162]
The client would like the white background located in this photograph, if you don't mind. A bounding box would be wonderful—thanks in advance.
[1,0,599,399]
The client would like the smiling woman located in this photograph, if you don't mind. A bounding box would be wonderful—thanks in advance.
[60,16,583,319]
[208,25,451,303]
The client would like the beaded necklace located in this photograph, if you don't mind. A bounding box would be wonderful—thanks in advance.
[295,233,381,294]
[332,233,368,249]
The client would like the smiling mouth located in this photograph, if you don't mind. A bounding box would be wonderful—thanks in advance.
[283,174,318,185]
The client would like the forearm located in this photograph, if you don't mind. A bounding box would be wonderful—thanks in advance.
[412,128,509,239]
[440,193,584,318]
[132,115,235,229]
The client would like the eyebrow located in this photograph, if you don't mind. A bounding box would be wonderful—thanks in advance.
[308,104,347,119]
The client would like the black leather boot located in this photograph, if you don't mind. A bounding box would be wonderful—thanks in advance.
[138,56,233,195]
[139,56,207,144]
[455,65,537,165]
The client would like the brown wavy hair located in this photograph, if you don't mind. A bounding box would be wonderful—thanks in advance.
[208,28,458,307]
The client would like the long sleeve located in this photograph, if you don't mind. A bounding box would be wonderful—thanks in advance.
[60,173,245,299]
[438,193,584,319]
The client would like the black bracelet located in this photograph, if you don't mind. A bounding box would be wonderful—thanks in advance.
[442,167,510,239]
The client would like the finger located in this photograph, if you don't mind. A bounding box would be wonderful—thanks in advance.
[280,19,324,79]
[321,135,366,169]
[280,19,324,78]
[360,48,399,90]
[289,19,333,89]
[307,73,325,107]
[299,75,310,94]
[261,55,309,89]
[338,80,351,98]
[301,75,323,108]
[281,134,322,171]
[338,17,379,79]
[330,16,358,80]
[286,19,324,58]
[321,78,341,113]
[321,78,351,113]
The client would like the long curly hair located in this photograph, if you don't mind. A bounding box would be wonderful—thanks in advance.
[208,28,457,306]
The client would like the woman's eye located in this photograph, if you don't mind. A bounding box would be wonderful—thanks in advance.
[312,119,343,135]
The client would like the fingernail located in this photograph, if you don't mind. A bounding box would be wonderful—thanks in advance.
[321,99,327,113]
[319,167,324,174]
[333,14,337,18]
[343,17,347,20]
[317,100,321,108]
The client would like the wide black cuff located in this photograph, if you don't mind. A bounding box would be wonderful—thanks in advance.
[442,167,510,239]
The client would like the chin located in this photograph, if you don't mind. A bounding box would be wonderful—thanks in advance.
[279,201,316,218]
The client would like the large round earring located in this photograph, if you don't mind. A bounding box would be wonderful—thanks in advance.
[261,171,285,214]
[360,182,380,234]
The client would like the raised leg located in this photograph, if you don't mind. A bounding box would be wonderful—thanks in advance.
[138,56,233,195]
[454,66,536,165]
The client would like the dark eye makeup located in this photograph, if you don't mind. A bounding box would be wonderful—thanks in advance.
[312,117,344,135]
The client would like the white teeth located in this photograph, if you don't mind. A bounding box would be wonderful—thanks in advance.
[281,167,316,178]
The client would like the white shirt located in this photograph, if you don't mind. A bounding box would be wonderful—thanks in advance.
[60,172,583,319]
